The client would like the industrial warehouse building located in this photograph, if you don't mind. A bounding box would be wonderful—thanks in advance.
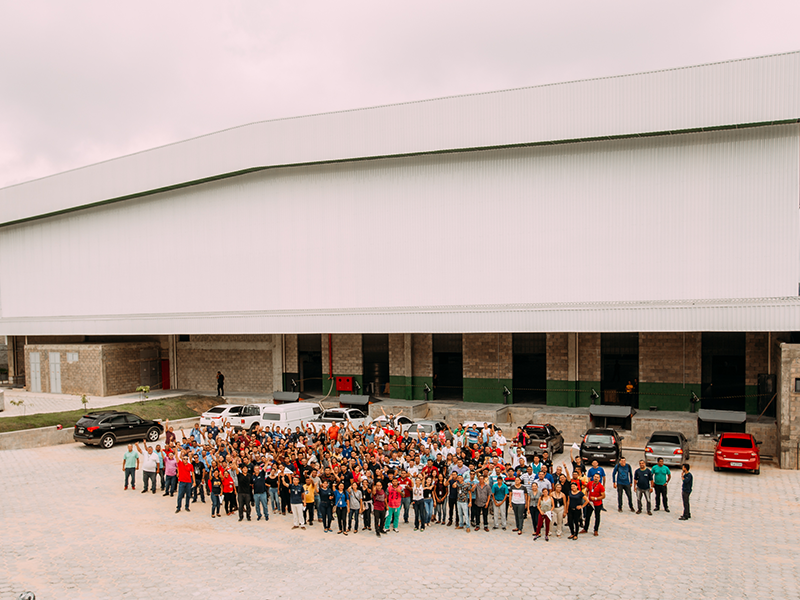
[2,52,800,465]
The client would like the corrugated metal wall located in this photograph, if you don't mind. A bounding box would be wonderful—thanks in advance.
[1,52,799,226]
[0,125,797,334]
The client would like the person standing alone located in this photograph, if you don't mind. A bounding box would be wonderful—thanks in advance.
[679,464,693,521]
[216,371,225,397]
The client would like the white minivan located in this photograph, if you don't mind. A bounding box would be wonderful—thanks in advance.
[259,403,321,431]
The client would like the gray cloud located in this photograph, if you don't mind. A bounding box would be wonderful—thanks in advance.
[0,0,798,188]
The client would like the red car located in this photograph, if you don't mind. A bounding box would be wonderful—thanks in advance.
[713,432,761,474]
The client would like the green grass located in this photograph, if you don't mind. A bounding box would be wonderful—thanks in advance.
[0,395,214,434]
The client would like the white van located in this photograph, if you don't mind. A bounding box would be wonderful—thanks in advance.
[259,403,321,431]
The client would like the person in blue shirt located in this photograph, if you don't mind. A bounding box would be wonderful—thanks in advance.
[491,478,509,530]
[334,483,349,534]
[612,457,635,512]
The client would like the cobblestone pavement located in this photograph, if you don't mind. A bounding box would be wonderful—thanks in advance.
[1,444,798,600]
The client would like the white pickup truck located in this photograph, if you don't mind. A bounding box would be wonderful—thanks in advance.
[307,407,372,430]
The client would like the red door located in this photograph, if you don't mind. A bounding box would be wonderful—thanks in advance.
[161,359,170,390]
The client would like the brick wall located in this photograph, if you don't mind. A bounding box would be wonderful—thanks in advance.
[284,334,298,372]
[0,338,7,370]
[23,342,160,396]
[411,334,433,377]
[546,333,569,380]
[389,334,406,377]
[639,332,701,384]
[320,334,363,375]
[578,333,601,381]
[102,343,160,396]
[746,332,770,385]
[463,333,512,379]
[177,347,273,393]
[777,343,800,468]
[26,344,103,396]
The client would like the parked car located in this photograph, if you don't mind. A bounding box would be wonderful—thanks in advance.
[199,404,244,427]
[522,423,565,460]
[644,431,690,466]
[308,407,372,430]
[579,428,623,464]
[401,420,453,441]
[714,432,761,474]
[73,411,163,449]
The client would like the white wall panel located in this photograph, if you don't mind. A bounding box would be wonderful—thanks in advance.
[1,52,799,226]
[0,125,797,333]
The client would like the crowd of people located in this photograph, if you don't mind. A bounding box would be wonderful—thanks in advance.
[119,410,694,541]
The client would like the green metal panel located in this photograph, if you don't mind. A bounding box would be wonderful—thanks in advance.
[637,382,702,412]
[463,378,513,403]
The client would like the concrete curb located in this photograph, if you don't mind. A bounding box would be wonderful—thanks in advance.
[0,416,200,452]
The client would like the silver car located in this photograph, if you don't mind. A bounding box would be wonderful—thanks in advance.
[644,431,690,466]
[402,420,453,441]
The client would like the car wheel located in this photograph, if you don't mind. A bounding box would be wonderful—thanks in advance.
[713,465,720,472]
[100,433,115,449]
[146,427,160,442]
[754,467,760,475]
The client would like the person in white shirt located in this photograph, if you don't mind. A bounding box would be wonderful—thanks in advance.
[135,441,160,494]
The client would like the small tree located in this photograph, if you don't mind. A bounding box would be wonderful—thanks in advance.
[80,394,89,411]
[136,385,150,406]
[9,398,27,416]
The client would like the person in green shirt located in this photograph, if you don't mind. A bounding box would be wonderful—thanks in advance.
[122,444,140,490]
[651,458,671,512]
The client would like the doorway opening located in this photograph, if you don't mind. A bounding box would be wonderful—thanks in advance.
[601,333,639,407]
[701,332,746,412]
[433,334,463,400]
[512,333,546,403]
[298,334,323,394]
[362,334,389,397]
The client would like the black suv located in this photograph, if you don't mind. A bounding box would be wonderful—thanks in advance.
[73,411,163,449]
[579,428,623,464]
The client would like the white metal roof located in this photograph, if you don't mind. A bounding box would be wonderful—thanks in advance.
[0,297,797,335]
[1,51,799,227]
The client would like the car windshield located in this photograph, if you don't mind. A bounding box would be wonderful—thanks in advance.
[526,428,548,439]
[586,434,613,445]
[207,407,226,414]
[77,416,96,426]
[720,437,754,449]
[261,414,281,421]
[649,435,680,445]
[414,424,433,433]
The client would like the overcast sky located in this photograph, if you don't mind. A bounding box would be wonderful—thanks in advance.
[1,0,799,189]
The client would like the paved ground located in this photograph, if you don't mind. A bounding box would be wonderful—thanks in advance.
[0,389,194,418]
[0,445,798,600]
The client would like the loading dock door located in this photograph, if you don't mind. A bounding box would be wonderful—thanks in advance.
[433,334,463,400]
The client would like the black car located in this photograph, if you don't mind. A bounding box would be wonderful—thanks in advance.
[73,411,163,449]
[579,428,624,464]
[523,423,565,460]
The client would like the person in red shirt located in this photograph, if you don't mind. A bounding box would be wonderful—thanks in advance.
[327,424,340,442]
[384,481,402,532]
[396,472,413,524]
[584,473,606,536]
[222,470,236,515]
[175,453,195,513]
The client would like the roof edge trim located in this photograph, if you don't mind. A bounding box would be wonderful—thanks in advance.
[2,118,797,229]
